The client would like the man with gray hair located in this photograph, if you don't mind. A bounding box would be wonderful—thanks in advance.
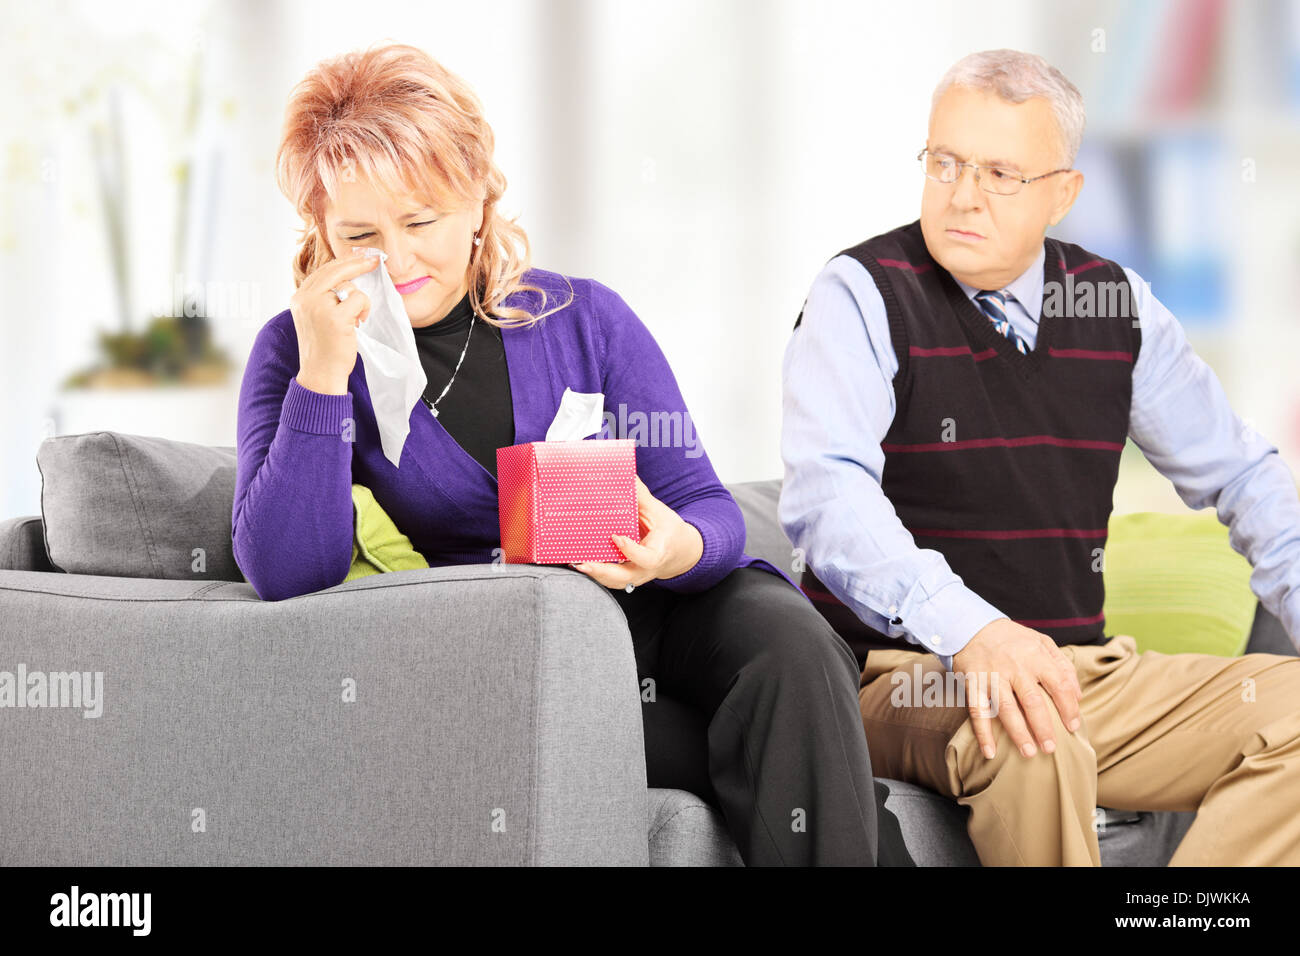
[780,48,1300,865]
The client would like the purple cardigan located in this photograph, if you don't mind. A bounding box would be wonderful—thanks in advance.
[232,268,794,601]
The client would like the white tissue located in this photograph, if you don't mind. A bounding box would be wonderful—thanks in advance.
[350,248,428,468]
[545,387,606,441]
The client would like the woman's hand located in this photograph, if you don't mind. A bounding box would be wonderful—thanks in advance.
[569,477,704,589]
[290,250,379,394]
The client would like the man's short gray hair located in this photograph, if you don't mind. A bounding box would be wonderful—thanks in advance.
[932,49,1086,168]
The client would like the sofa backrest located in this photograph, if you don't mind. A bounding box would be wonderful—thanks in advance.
[26,429,794,587]
[13,431,1287,662]
[726,478,794,576]
[0,515,58,573]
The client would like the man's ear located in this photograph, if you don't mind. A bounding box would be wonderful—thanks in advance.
[1048,170,1084,227]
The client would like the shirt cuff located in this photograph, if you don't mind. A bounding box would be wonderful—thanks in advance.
[891,579,1007,669]
[281,377,355,436]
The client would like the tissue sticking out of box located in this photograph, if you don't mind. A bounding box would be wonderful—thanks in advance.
[545,387,605,442]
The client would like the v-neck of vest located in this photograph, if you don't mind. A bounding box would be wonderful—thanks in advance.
[936,244,1063,380]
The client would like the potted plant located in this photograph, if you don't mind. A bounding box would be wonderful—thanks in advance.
[61,42,233,393]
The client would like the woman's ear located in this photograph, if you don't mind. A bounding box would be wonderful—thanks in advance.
[473,183,488,234]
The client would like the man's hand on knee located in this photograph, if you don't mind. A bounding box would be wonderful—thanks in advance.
[952,619,1083,761]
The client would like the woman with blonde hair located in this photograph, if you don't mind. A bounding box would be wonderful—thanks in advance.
[233,42,905,866]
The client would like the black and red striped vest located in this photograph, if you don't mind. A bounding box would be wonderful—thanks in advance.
[797,220,1141,667]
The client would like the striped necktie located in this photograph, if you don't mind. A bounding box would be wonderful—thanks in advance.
[974,289,1029,354]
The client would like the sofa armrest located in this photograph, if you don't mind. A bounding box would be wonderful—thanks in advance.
[0,563,649,865]
[0,515,58,573]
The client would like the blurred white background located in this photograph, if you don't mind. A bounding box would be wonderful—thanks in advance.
[2,0,1298,521]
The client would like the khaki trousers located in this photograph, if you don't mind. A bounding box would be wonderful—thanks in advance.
[859,635,1300,865]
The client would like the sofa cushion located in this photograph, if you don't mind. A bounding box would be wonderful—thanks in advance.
[1096,807,1196,866]
[884,779,1196,866]
[1103,511,1257,657]
[649,775,1197,867]
[647,789,743,866]
[345,484,429,580]
[36,432,244,582]
[879,778,981,865]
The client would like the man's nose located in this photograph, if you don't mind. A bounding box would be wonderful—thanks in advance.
[950,164,985,211]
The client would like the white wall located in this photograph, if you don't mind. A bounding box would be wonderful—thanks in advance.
[3,0,1297,522]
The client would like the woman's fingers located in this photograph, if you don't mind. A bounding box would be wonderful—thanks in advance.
[634,476,654,506]
[569,560,653,590]
[634,477,659,535]
[327,281,367,325]
[301,251,379,300]
[567,478,674,590]
[568,562,620,587]
[612,533,657,566]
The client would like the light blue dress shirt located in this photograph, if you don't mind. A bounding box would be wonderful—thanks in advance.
[780,243,1300,669]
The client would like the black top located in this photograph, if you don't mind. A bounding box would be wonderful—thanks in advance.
[411,291,515,480]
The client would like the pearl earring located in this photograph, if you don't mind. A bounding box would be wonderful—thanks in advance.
[473,234,482,247]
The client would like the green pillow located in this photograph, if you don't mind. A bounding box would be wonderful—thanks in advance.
[344,483,429,581]
[1102,511,1256,657]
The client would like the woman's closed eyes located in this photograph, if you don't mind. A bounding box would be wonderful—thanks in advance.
[344,220,437,242]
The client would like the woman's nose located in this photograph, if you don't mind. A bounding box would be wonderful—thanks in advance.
[381,232,418,280]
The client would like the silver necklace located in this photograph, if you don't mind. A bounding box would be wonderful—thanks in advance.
[421,313,475,418]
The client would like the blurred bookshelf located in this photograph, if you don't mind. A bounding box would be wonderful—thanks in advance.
[1040,0,1300,514]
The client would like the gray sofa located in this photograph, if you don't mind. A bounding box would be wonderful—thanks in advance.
[1,432,1292,865]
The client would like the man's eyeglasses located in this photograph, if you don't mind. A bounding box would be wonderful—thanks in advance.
[918,148,1071,196]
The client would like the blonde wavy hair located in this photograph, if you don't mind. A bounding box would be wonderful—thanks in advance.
[275,42,570,328]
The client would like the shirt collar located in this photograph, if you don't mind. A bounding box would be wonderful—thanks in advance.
[952,244,1046,323]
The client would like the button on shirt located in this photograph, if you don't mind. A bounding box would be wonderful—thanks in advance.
[780,245,1300,669]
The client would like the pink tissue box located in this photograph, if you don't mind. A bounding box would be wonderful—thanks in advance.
[496,439,641,564]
